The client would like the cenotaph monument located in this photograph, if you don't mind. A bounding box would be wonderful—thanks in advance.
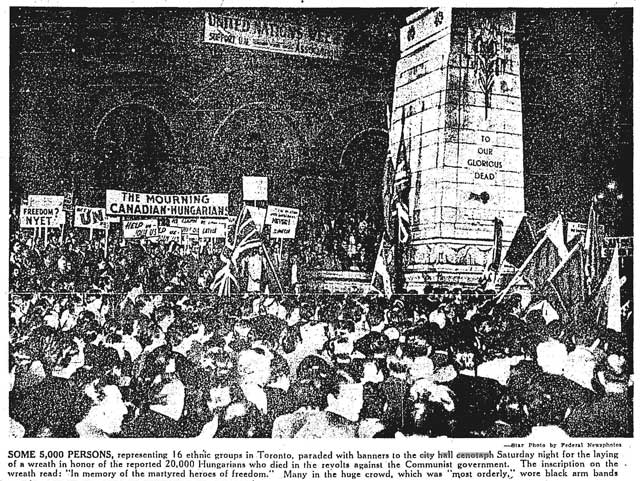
[388,8,525,290]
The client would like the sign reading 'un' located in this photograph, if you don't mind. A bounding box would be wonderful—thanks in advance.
[74,206,107,230]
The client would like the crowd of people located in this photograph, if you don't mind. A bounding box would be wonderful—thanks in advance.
[9,228,634,438]
[297,210,380,272]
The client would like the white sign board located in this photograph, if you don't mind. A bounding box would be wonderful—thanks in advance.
[28,195,64,210]
[199,219,228,239]
[169,218,228,238]
[158,226,182,243]
[106,190,228,218]
[20,205,65,228]
[242,176,268,201]
[266,205,299,239]
[123,219,158,239]
[567,221,605,243]
[74,206,107,230]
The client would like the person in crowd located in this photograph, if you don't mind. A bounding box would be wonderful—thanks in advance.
[7,222,634,439]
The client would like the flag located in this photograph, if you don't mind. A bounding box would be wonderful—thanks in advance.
[504,214,537,268]
[391,110,410,244]
[480,217,503,289]
[498,215,568,301]
[584,198,602,298]
[521,215,568,291]
[590,245,621,332]
[382,149,395,241]
[370,237,394,298]
[212,206,262,296]
[545,240,586,324]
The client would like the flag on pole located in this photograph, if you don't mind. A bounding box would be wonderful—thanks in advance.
[498,214,568,301]
[370,237,394,298]
[590,245,621,332]
[504,214,537,268]
[545,240,586,324]
[521,215,568,291]
[212,206,262,296]
[391,110,410,244]
[584,198,602,298]
[480,218,503,289]
[382,149,395,241]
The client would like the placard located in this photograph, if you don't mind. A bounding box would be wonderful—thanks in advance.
[28,194,64,209]
[20,204,65,228]
[242,176,268,201]
[123,219,158,239]
[158,226,182,243]
[266,205,299,239]
[169,218,228,238]
[74,206,107,230]
[199,219,229,239]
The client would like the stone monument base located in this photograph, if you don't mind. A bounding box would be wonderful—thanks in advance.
[404,264,519,292]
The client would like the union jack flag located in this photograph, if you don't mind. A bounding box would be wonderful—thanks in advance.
[212,206,262,296]
[392,112,410,244]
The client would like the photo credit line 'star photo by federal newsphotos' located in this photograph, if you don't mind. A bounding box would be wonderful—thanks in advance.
[5,3,636,481]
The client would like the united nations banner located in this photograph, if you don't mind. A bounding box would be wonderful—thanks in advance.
[203,12,344,60]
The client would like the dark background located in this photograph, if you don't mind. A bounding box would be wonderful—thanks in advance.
[9,8,633,234]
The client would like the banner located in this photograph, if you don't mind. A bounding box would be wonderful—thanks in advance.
[20,205,64,228]
[106,190,228,218]
[203,12,344,60]
[74,206,107,230]
[242,176,268,201]
[123,219,158,239]
[266,205,299,239]
[157,226,182,243]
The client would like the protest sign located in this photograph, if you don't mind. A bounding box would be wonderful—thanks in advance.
[158,226,182,243]
[20,204,65,228]
[567,221,605,242]
[123,219,158,239]
[74,206,107,230]
[63,192,74,212]
[28,194,64,210]
[266,205,299,239]
[106,190,228,217]
[170,217,228,238]
[199,218,228,239]
[242,176,268,201]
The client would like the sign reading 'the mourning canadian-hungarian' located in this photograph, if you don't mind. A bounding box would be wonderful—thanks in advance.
[106,190,228,218]
[203,12,344,61]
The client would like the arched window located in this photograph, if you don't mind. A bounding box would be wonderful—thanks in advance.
[94,103,172,192]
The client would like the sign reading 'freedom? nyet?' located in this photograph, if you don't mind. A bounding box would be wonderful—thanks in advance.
[106,190,228,218]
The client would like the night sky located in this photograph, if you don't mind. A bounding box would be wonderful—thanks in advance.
[10,8,633,234]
